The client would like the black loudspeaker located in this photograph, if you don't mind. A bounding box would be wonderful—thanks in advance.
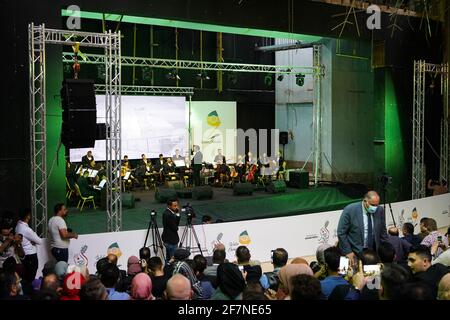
[233,182,254,195]
[61,79,97,148]
[121,192,135,209]
[155,188,178,203]
[267,180,287,193]
[192,186,214,200]
[279,131,289,145]
[288,171,309,189]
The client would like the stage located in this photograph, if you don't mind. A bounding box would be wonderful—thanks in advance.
[66,185,360,234]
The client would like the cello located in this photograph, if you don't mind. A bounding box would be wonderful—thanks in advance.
[246,164,258,183]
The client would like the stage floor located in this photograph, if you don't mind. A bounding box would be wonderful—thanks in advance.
[66,185,360,234]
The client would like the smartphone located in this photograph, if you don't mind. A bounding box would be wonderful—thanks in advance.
[363,264,381,277]
[238,265,244,272]
[338,256,349,275]
[437,235,443,242]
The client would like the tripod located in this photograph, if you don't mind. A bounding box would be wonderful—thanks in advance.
[381,184,396,227]
[179,216,203,256]
[143,211,165,261]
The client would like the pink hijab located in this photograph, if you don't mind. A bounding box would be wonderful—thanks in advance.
[131,272,155,300]
[278,264,313,296]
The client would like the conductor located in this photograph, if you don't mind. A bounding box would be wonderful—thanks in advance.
[192,145,203,186]
[162,199,181,263]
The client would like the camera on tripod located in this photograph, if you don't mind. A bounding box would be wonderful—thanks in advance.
[181,203,196,219]
[150,209,157,217]
[378,174,392,187]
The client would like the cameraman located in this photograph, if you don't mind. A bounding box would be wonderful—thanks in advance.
[0,221,25,269]
[162,199,181,264]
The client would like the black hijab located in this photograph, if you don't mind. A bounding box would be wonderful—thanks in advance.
[217,263,246,299]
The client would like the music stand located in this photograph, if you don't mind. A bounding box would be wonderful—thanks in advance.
[143,210,165,261]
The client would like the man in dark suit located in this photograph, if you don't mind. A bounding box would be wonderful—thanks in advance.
[337,191,388,265]
[162,199,181,264]
[191,145,203,186]
[81,151,95,169]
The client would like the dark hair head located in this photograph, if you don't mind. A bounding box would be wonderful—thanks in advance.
[139,247,151,261]
[167,199,178,207]
[361,249,380,265]
[409,245,432,262]
[400,282,434,300]
[100,263,120,288]
[213,248,226,264]
[291,274,322,300]
[2,257,17,275]
[33,289,59,300]
[423,218,437,232]
[402,222,414,235]
[242,282,267,300]
[159,154,163,158]
[202,215,212,223]
[381,264,411,300]
[309,261,321,274]
[95,257,110,276]
[1,273,19,298]
[80,277,107,300]
[419,217,428,224]
[378,242,396,263]
[18,209,31,222]
[54,203,65,215]
[193,255,207,274]
[235,246,251,264]
[271,248,288,268]
[148,256,163,272]
[323,246,342,272]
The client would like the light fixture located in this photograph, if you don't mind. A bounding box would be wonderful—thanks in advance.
[277,74,284,81]
[196,70,210,81]
[295,73,305,86]
[166,69,180,80]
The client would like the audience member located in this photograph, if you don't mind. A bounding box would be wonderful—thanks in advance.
[420,218,448,257]
[278,263,313,300]
[193,254,214,299]
[400,282,434,300]
[402,222,420,247]
[60,272,86,300]
[377,242,396,264]
[242,282,266,300]
[260,248,288,291]
[387,227,411,262]
[148,256,168,299]
[417,217,429,242]
[100,263,130,300]
[80,277,108,300]
[235,246,260,266]
[211,263,245,300]
[437,273,450,300]
[164,274,192,300]
[290,274,322,300]
[378,263,410,300]
[130,272,155,300]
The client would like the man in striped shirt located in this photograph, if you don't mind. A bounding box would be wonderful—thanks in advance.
[421,218,449,258]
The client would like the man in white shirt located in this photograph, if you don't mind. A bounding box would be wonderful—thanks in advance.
[15,210,43,283]
[48,203,78,263]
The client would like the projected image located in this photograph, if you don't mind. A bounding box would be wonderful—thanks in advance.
[70,95,186,162]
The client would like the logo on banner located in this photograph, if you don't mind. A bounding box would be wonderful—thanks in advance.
[206,110,222,127]
[318,221,330,244]
[73,245,88,267]
[107,242,122,259]
[411,207,419,227]
[239,231,251,245]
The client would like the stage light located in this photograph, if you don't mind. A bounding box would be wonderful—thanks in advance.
[295,73,305,86]
[166,69,180,80]
[277,74,284,81]
[196,70,210,81]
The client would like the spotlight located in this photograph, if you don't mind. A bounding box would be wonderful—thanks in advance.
[277,74,284,81]
[166,69,180,80]
[196,70,210,81]
[295,73,305,86]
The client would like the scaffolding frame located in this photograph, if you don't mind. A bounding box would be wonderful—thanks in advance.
[313,45,325,185]
[28,23,122,235]
[94,84,194,96]
[412,60,449,199]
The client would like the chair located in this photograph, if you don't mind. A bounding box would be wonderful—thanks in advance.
[277,161,287,180]
[65,177,75,200]
[74,183,96,212]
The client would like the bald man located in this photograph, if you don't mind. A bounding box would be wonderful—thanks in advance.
[337,191,388,264]
[438,273,450,300]
[165,274,193,300]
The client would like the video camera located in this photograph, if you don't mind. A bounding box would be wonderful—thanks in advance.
[181,203,196,219]
[150,209,157,217]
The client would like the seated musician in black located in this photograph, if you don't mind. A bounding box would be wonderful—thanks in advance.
[163,157,177,180]
[214,149,226,165]
[81,151,95,169]
[172,149,184,161]
[258,153,271,177]
[77,170,99,200]
[154,154,166,184]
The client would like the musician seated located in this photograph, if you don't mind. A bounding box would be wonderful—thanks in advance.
[81,150,95,169]
[214,149,226,165]
[258,153,271,178]
[77,170,99,200]
[164,157,178,181]
[246,151,257,166]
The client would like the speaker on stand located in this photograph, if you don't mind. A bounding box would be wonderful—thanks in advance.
[279,131,288,157]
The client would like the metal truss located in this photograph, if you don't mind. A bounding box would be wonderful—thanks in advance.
[412,61,449,199]
[29,24,122,233]
[95,84,194,96]
[29,24,47,237]
[63,52,319,75]
[313,45,325,186]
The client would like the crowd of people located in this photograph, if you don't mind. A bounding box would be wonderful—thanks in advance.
[0,195,449,300]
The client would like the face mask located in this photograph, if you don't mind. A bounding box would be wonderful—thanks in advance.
[367,205,377,214]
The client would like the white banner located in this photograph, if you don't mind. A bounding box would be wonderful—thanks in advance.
[36,193,450,276]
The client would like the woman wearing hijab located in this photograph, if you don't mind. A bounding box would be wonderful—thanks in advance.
[60,272,86,300]
[54,261,69,280]
[277,264,313,300]
[211,263,246,300]
[117,256,142,293]
[131,272,155,300]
